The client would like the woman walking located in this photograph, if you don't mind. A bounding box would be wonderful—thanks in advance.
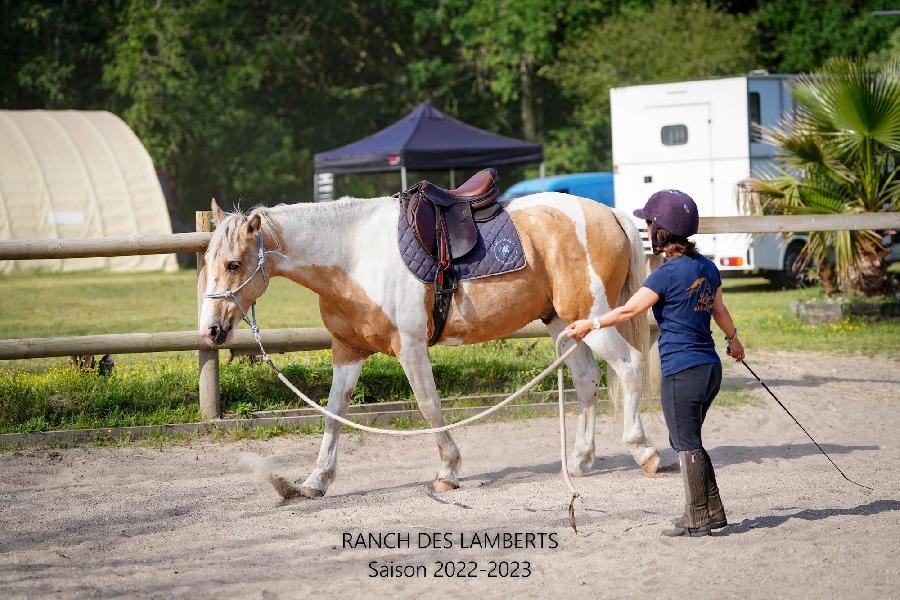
[566,189,744,537]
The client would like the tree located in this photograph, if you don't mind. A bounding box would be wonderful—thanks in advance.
[441,0,607,141]
[550,1,754,172]
[746,58,900,296]
[0,0,115,108]
[754,0,897,73]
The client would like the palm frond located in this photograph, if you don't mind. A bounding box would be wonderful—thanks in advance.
[756,57,899,294]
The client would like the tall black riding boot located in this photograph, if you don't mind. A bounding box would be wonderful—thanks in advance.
[671,447,727,529]
[661,449,711,537]
[702,447,727,528]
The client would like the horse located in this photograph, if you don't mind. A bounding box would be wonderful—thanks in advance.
[199,190,661,499]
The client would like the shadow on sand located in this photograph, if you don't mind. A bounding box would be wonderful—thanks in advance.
[716,499,900,536]
[277,443,879,510]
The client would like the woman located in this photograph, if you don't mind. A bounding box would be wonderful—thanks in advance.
[566,189,745,537]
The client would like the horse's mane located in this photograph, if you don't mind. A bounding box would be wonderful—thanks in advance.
[208,205,285,256]
[209,196,396,256]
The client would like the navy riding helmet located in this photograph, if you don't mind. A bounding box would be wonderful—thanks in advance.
[633,189,699,238]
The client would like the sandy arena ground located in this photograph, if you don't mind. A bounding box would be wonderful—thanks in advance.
[1,351,899,599]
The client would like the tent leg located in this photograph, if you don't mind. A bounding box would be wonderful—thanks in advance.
[401,166,407,191]
[449,168,455,188]
[539,162,546,191]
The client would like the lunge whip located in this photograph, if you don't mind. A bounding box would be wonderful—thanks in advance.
[739,360,873,492]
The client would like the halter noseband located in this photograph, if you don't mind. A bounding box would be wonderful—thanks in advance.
[205,230,286,349]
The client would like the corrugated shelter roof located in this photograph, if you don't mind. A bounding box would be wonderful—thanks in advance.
[314,103,543,174]
[0,110,176,274]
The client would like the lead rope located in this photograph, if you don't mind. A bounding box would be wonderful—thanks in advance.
[257,333,581,529]
[206,231,582,529]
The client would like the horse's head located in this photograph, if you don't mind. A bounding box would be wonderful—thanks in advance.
[199,199,281,345]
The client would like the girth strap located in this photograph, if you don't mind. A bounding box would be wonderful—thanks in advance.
[429,213,457,346]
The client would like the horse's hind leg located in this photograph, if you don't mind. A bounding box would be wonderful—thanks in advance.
[298,344,367,496]
[580,326,660,475]
[397,339,461,491]
[545,317,601,476]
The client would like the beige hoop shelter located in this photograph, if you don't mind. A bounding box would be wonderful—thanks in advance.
[0,110,177,274]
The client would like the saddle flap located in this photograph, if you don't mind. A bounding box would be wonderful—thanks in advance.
[444,202,478,259]
[406,193,437,255]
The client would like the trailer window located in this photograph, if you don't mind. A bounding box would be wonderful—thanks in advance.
[660,125,688,146]
[749,92,762,143]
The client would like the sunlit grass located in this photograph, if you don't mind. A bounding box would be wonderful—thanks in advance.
[720,276,900,354]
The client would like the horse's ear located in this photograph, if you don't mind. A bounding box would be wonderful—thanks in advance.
[211,198,226,225]
[244,212,262,238]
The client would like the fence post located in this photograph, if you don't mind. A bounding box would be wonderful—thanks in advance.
[196,211,220,420]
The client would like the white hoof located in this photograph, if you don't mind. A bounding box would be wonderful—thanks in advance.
[432,478,459,492]
[639,449,661,476]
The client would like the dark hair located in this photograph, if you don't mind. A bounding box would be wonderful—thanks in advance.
[654,225,698,256]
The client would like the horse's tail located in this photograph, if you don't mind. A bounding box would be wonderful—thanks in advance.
[608,208,659,403]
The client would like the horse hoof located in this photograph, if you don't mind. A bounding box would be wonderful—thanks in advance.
[566,454,593,477]
[299,485,325,498]
[565,465,586,478]
[432,478,459,492]
[269,474,304,500]
[640,452,661,476]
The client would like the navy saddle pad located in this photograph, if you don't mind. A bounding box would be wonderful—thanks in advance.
[397,197,527,283]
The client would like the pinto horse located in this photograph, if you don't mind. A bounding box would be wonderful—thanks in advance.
[200,192,661,498]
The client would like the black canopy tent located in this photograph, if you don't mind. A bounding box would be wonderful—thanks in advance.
[313,103,543,199]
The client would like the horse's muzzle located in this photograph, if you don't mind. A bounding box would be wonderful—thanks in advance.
[207,321,233,346]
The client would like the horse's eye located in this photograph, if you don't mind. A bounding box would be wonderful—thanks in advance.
[226,261,241,271]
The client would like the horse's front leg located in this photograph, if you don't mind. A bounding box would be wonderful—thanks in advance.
[397,340,462,491]
[298,343,367,496]
[545,317,601,476]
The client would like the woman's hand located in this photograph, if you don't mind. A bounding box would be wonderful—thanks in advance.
[564,287,659,343]
[565,320,594,341]
[726,336,745,361]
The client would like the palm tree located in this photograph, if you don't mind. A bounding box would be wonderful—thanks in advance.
[745,58,900,296]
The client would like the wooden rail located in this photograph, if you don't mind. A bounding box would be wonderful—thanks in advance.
[1,213,897,261]
[0,232,210,260]
[696,213,900,234]
[0,323,551,361]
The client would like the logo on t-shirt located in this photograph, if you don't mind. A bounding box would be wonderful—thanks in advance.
[686,277,714,312]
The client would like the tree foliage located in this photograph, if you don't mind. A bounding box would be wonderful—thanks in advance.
[755,0,897,73]
[440,0,608,140]
[1,0,899,222]
[551,1,755,172]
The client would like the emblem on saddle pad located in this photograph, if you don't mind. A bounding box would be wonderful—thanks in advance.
[491,237,519,265]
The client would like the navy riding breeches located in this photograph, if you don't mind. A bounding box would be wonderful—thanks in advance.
[660,361,723,452]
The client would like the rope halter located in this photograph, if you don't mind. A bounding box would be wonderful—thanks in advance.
[204,230,286,358]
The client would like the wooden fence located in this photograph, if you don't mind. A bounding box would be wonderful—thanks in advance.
[1,211,898,420]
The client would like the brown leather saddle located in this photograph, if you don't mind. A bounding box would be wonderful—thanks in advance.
[400,168,502,345]
[404,168,500,259]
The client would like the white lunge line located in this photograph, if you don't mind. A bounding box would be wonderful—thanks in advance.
[264,337,582,514]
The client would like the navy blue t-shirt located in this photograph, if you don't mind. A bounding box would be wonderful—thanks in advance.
[643,254,722,377]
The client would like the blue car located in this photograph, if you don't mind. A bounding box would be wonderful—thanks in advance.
[499,172,615,207]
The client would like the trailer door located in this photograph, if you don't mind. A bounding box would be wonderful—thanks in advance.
[638,102,713,210]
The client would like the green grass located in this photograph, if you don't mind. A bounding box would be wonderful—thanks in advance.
[1,269,322,339]
[0,338,572,434]
[0,269,896,435]
[720,276,900,354]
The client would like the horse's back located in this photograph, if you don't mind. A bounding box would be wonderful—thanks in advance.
[506,193,631,314]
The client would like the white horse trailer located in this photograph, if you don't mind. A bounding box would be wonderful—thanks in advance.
[611,74,806,283]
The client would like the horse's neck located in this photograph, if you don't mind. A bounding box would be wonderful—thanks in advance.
[270,197,394,292]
